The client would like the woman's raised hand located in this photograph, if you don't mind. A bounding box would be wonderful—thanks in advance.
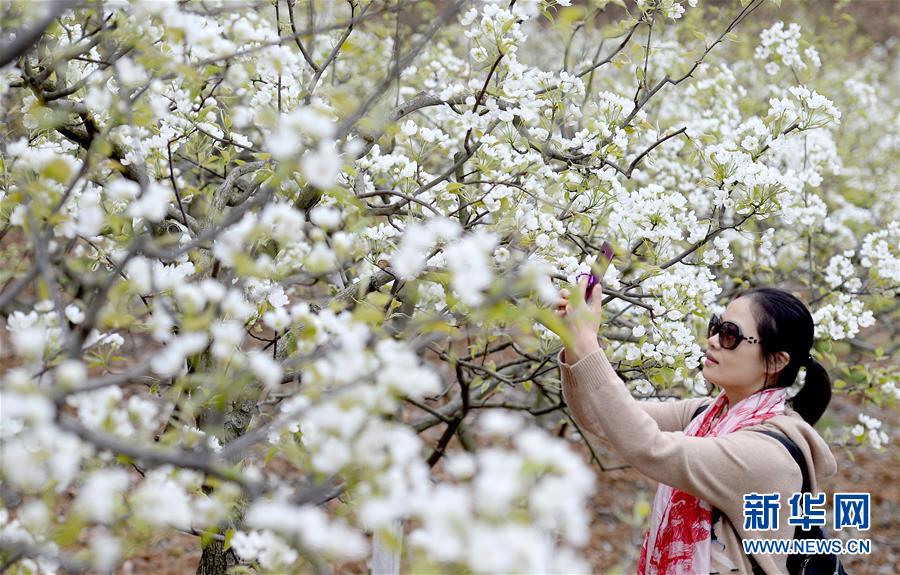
[555,274,605,361]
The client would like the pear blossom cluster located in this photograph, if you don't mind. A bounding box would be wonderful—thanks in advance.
[7,300,123,363]
[608,263,722,382]
[849,414,891,450]
[823,251,863,291]
[635,0,698,20]
[811,293,877,341]
[755,21,821,76]
[859,222,900,294]
[768,85,842,130]
[0,389,90,493]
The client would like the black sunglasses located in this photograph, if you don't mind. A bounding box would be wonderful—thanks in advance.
[707,314,760,350]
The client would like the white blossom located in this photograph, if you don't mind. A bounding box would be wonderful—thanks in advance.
[76,469,130,523]
[131,469,193,528]
[54,360,86,388]
[302,142,342,189]
[247,350,283,389]
[127,182,172,223]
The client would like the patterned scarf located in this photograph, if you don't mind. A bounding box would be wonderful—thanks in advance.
[637,387,788,575]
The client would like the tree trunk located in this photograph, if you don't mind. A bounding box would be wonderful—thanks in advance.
[195,396,255,575]
[196,540,229,575]
[370,519,403,575]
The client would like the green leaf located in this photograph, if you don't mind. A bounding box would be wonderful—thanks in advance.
[353,303,385,326]
[541,5,554,22]
[532,307,571,348]
[417,318,460,337]
[54,515,86,546]
[558,6,586,26]
[634,497,651,520]
[366,290,393,308]
[224,528,235,551]
[446,182,465,195]
[201,527,221,548]
[43,158,72,183]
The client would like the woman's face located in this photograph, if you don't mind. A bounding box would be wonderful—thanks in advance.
[702,296,785,403]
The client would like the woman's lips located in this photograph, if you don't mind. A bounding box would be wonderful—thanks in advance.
[705,355,719,365]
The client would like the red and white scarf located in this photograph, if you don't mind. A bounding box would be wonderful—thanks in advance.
[637,387,788,575]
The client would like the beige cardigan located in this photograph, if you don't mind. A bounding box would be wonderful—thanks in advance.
[557,348,838,575]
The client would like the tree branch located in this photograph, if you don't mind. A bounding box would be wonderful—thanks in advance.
[335,0,468,140]
[304,0,371,103]
[55,414,264,496]
[287,0,320,72]
[0,0,80,68]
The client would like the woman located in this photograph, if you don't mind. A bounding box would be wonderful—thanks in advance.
[555,277,838,575]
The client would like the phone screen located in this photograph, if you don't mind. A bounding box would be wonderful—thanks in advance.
[593,240,615,277]
[582,240,615,302]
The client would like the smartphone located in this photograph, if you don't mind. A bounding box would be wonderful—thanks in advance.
[579,240,615,303]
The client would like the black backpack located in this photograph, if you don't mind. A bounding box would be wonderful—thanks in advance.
[690,404,848,575]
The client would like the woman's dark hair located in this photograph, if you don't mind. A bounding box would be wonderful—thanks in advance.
[734,287,831,426]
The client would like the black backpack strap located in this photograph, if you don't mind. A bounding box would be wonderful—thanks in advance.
[747,551,767,574]
[747,429,824,575]
[750,430,805,574]
[691,403,710,421]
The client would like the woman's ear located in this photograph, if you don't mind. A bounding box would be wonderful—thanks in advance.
[768,351,791,375]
